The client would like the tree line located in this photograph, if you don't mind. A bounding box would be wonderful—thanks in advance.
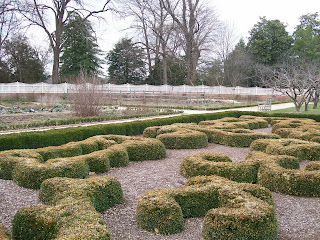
[0,0,320,101]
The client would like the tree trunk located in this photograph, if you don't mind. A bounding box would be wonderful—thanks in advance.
[294,102,301,113]
[52,50,60,84]
[313,91,319,109]
[304,102,309,111]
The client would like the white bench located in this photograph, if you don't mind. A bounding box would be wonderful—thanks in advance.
[258,98,273,111]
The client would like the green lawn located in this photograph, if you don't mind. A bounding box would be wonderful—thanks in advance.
[270,104,320,114]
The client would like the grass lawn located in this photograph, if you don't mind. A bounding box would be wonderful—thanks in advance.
[270,104,320,114]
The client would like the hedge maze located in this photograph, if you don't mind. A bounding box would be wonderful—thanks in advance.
[138,115,320,239]
[0,135,166,189]
[13,176,123,240]
[2,114,320,239]
[143,116,279,148]
[0,135,166,240]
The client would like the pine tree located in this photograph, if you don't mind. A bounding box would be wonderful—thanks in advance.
[107,38,146,84]
[60,13,102,79]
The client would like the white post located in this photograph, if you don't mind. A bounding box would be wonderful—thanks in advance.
[16,81,20,94]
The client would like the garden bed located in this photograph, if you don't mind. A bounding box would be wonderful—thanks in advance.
[1,128,319,239]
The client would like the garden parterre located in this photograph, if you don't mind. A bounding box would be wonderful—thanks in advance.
[1,115,320,239]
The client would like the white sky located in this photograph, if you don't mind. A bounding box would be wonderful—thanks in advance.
[26,0,320,74]
[93,0,320,54]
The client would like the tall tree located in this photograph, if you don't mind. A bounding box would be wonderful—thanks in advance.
[120,0,177,85]
[160,0,220,85]
[18,0,112,83]
[107,38,146,84]
[247,17,293,65]
[5,35,46,83]
[60,13,102,79]
[292,13,320,62]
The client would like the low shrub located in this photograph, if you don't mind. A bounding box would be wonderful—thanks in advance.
[247,151,320,197]
[144,124,208,149]
[0,225,11,240]
[180,152,259,183]
[199,116,269,129]
[12,176,123,240]
[0,135,166,189]
[156,129,208,149]
[136,175,277,239]
[195,127,279,147]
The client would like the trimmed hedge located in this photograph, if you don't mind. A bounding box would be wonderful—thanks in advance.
[250,138,320,161]
[136,175,277,239]
[143,124,208,149]
[246,151,320,197]
[199,116,269,129]
[180,152,259,183]
[12,176,123,240]
[271,118,318,133]
[1,110,320,151]
[194,127,279,147]
[0,225,11,240]
[0,135,166,189]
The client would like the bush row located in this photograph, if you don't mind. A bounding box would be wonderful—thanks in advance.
[0,135,166,189]
[180,138,320,197]
[250,138,320,161]
[193,127,279,147]
[12,176,123,240]
[0,225,11,240]
[136,175,277,239]
[180,152,259,183]
[0,111,238,151]
[1,110,320,151]
[143,124,208,149]
[199,115,269,129]
[246,151,320,197]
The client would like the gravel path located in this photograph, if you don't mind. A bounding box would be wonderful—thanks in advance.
[1,130,319,239]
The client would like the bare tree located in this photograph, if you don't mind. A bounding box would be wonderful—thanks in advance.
[0,0,21,55]
[160,0,220,85]
[260,63,314,113]
[17,0,112,84]
[119,0,177,85]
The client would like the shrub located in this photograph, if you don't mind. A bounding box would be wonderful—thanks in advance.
[247,151,320,197]
[195,127,279,147]
[12,176,123,240]
[0,225,11,240]
[156,129,208,149]
[180,152,259,183]
[0,135,166,189]
[136,175,277,239]
[144,124,208,149]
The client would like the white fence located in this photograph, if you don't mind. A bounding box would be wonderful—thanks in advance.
[0,82,283,96]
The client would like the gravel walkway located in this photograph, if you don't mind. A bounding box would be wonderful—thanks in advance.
[1,128,319,239]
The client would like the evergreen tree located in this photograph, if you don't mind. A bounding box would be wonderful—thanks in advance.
[292,13,320,62]
[5,35,46,83]
[247,17,293,65]
[60,13,102,79]
[107,38,146,84]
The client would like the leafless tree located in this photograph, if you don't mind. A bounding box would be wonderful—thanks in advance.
[0,0,21,56]
[160,0,220,85]
[119,0,177,85]
[17,0,112,84]
[260,63,314,113]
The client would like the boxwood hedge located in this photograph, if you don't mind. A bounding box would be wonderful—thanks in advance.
[12,176,123,240]
[0,225,11,240]
[0,135,166,189]
[136,175,277,239]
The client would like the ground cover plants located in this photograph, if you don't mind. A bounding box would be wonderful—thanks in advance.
[1,113,320,239]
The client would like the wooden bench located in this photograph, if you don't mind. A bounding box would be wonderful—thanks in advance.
[258,98,273,111]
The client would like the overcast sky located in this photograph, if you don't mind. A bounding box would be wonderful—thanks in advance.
[95,0,320,53]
